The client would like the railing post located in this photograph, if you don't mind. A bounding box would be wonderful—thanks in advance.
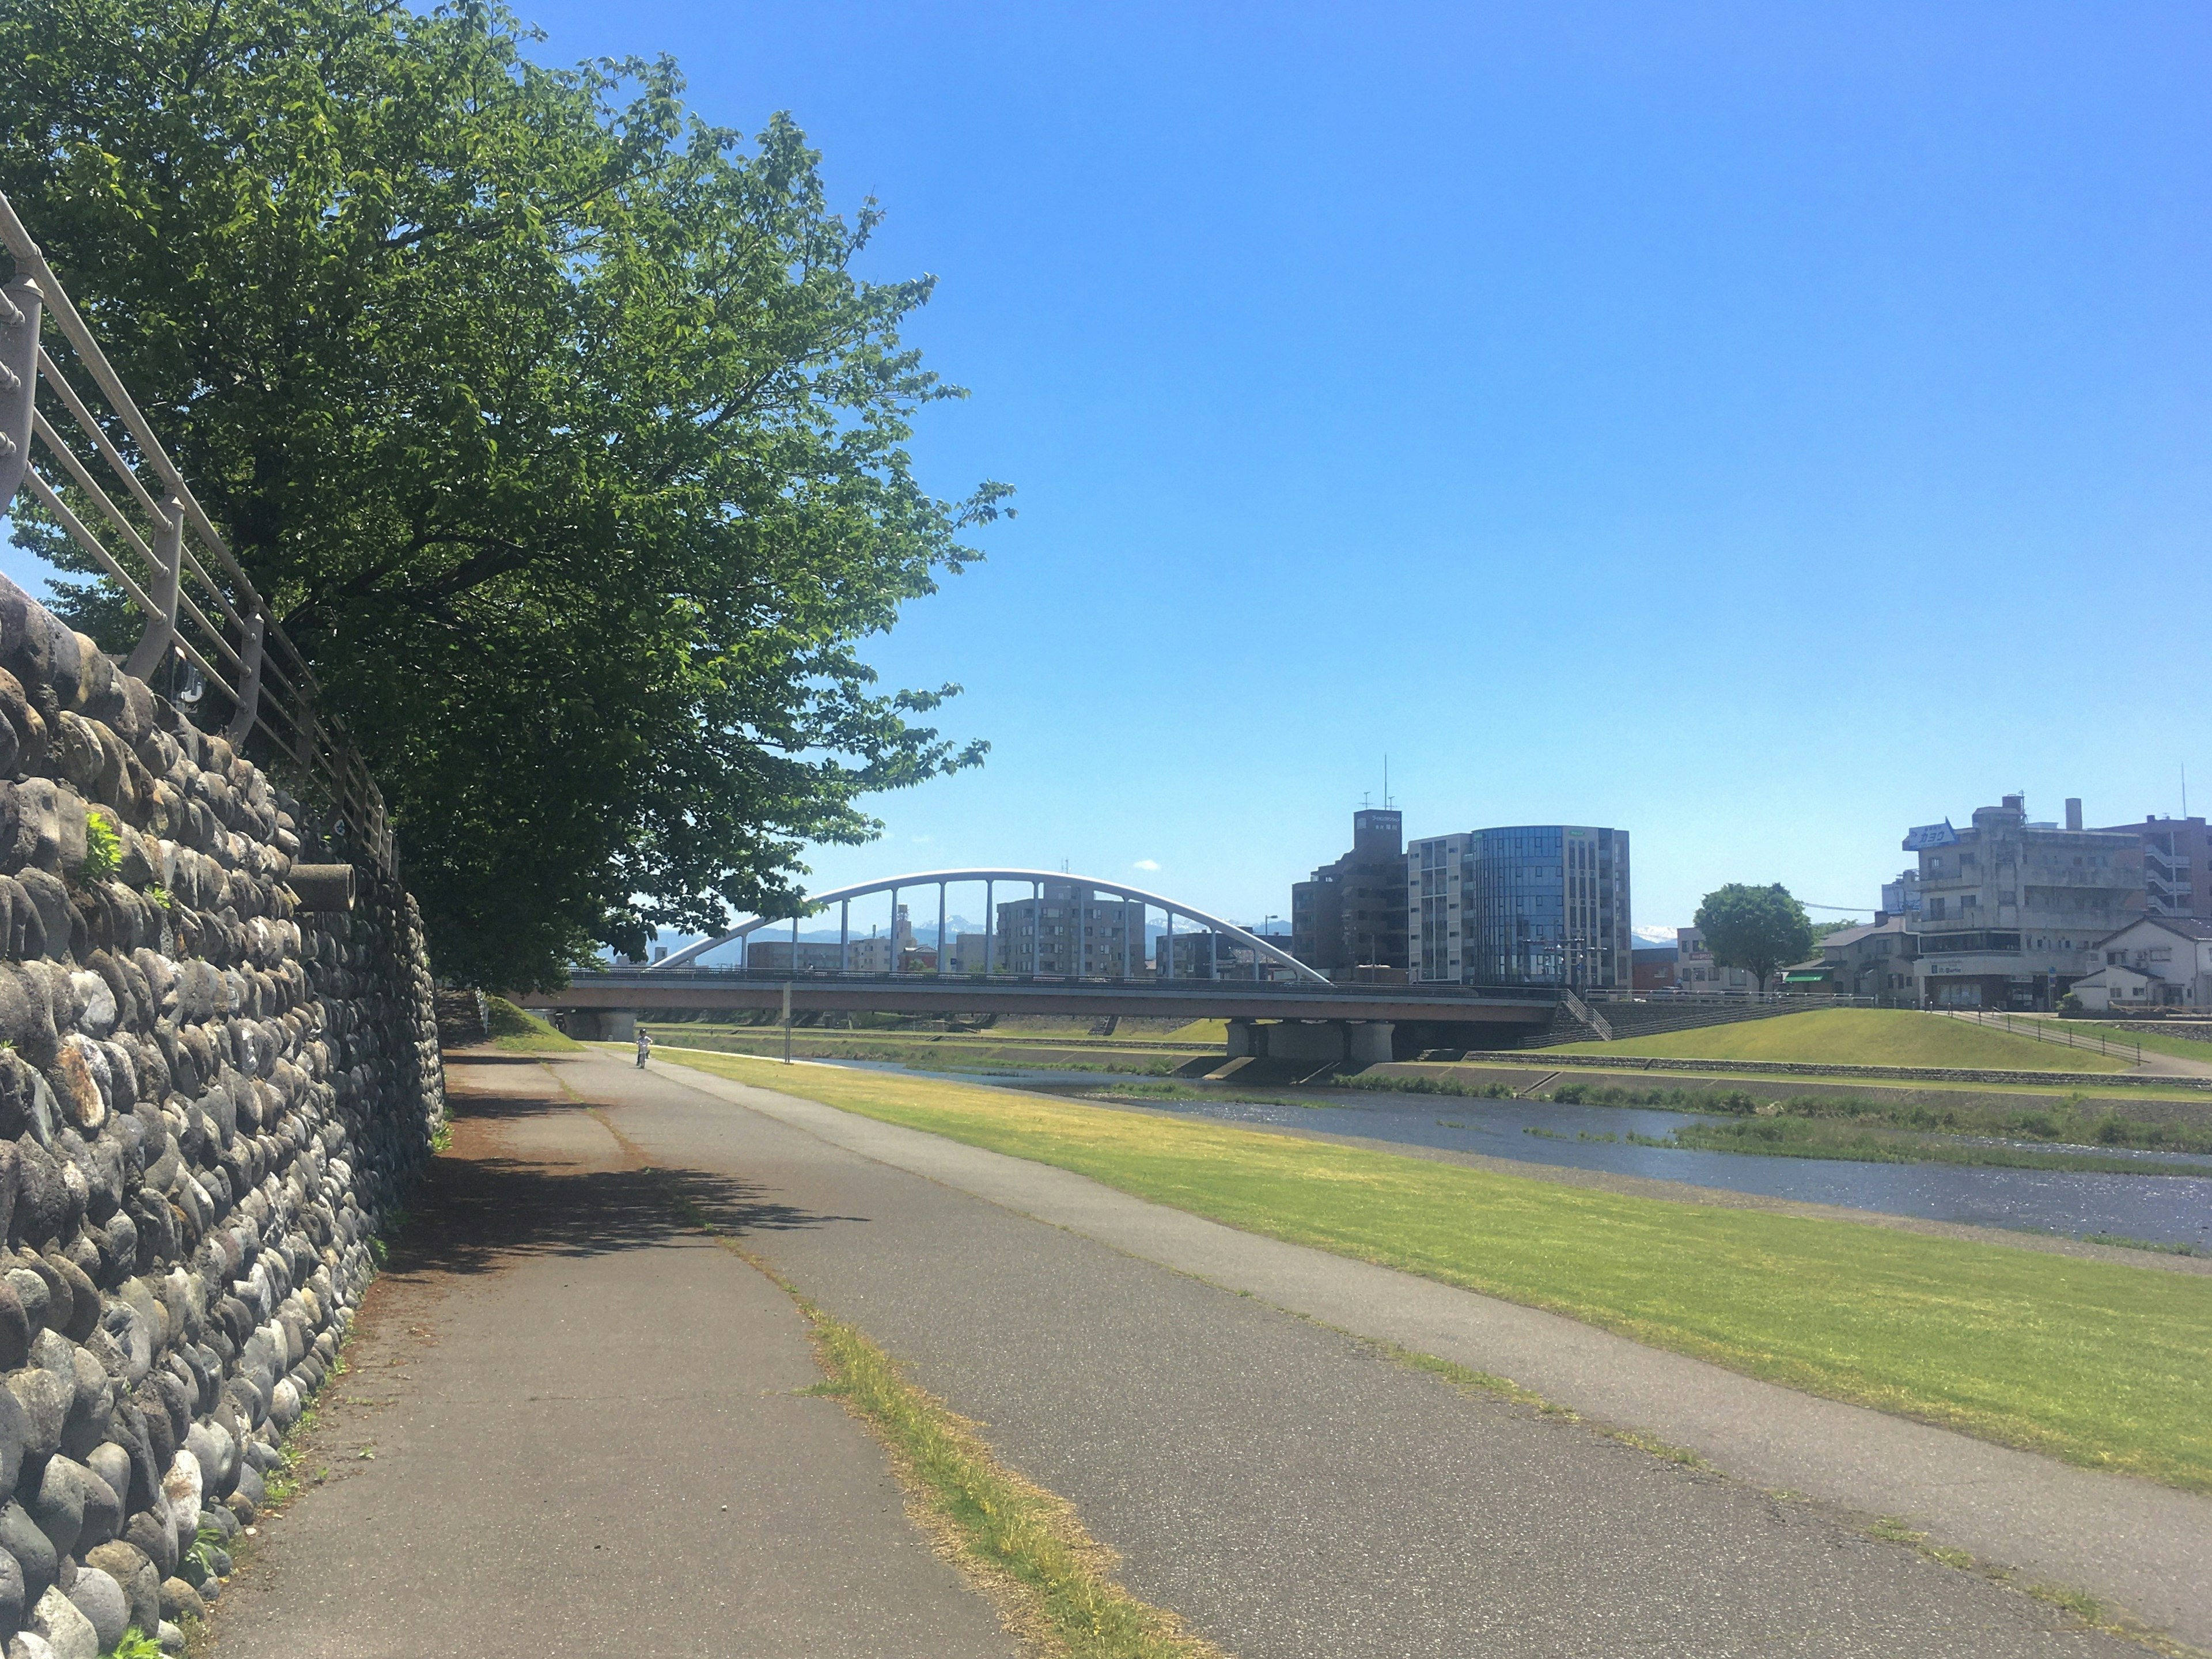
[0,276,40,503]
[224,607,266,748]
[124,493,185,681]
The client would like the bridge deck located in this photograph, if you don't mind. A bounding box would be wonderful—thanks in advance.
[531,971,1559,1027]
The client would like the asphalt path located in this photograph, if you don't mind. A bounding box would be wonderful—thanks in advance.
[212,1048,2203,1657]
[581,1050,2178,1658]
[211,1053,1020,1659]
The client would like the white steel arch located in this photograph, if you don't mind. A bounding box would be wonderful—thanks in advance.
[647,868,1325,983]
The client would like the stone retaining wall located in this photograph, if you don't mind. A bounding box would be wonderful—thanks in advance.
[0,577,442,1656]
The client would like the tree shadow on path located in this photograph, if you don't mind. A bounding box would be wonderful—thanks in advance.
[391,1064,863,1280]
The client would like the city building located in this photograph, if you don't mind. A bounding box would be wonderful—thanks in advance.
[1908,795,2143,1010]
[743,938,845,973]
[2066,961,2161,1010]
[995,884,1146,976]
[1407,824,1631,988]
[1156,930,1289,980]
[2080,915,2212,1008]
[1806,912,1918,1004]
[2093,815,2210,919]
[948,932,992,975]
[1675,926,1759,995]
[1631,941,1678,991]
[1292,809,1411,979]
[1880,868,1922,920]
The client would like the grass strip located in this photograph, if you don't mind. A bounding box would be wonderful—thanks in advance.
[1551,1007,2134,1071]
[1642,1116,2212,1175]
[803,1307,1225,1659]
[672,1200,1225,1659]
[658,1048,2212,1493]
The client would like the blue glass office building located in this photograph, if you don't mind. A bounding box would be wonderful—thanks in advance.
[1411,825,1631,987]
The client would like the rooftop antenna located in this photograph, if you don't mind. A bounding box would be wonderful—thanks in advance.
[1384,753,1391,810]
[2184,763,2191,819]
[1359,791,1372,810]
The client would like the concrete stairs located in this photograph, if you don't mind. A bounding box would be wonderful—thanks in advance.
[434,988,488,1049]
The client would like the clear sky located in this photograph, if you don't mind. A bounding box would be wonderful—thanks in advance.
[10,2,2210,947]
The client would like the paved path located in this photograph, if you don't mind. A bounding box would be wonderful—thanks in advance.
[600,1051,2188,1654]
[213,1054,1018,1659]
[220,1048,2207,1656]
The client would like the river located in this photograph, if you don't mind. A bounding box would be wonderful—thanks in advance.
[789,1054,2212,1252]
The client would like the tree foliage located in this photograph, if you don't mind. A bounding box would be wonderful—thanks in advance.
[0,0,1009,986]
[1692,883,1815,993]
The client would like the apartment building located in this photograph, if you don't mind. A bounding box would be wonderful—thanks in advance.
[1909,795,2143,1009]
[995,884,1146,976]
[2093,815,2209,919]
[1407,824,1631,988]
[1291,809,1411,978]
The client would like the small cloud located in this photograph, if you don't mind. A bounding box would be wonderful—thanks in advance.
[910,834,933,844]
[1132,858,1161,872]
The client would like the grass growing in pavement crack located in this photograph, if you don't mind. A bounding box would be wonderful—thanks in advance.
[1861,1518,2205,1657]
[666,1193,1226,1659]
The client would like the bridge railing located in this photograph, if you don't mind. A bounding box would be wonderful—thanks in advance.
[0,188,395,873]
[577,966,1564,1001]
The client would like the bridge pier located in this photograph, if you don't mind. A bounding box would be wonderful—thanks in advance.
[1344,1020,1395,1067]
[1224,1018,1395,1067]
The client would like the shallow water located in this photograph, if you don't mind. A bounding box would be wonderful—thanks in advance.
[782,1053,2212,1251]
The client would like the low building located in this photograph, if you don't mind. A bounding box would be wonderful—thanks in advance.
[1805,912,1917,1004]
[2067,963,2160,1011]
[1910,795,2145,1010]
[2082,915,2212,1008]
[1675,926,1759,995]
[1631,941,1678,991]
[744,938,844,973]
[1156,930,1269,980]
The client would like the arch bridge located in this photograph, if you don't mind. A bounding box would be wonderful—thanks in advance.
[533,869,1562,1060]
[651,867,1320,982]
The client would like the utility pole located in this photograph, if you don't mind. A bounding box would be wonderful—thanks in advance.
[782,979,793,1064]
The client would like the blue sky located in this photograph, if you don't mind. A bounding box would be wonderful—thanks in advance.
[11,2,2210,946]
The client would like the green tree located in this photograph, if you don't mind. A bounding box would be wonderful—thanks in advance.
[1692,883,1815,995]
[0,0,1010,987]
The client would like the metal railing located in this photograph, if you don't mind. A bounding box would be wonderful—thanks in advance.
[1931,1007,2141,1063]
[0,188,393,872]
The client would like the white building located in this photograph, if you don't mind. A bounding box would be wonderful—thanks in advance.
[1675,926,1759,995]
[2078,915,2212,1009]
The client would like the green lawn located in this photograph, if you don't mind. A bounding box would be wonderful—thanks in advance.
[2106,1024,2212,1066]
[485,997,586,1052]
[657,1047,2212,1493]
[1552,1007,2131,1072]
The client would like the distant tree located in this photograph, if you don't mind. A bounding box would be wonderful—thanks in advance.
[0,0,1011,988]
[1693,884,1815,994]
